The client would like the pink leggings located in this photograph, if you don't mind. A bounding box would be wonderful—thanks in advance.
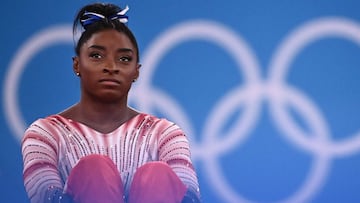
[65,154,187,203]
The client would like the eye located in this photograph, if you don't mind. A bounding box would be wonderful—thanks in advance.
[89,52,102,59]
[119,56,132,62]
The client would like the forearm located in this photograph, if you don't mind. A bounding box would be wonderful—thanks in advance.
[22,120,65,202]
[182,188,201,203]
[24,166,66,203]
[45,187,73,203]
[158,133,201,201]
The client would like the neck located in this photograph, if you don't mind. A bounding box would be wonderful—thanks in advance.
[59,93,139,133]
[68,101,137,133]
[78,97,128,121]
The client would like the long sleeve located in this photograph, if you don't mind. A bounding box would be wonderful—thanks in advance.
[22,119,65,203]
[21,114,201,202]
[156,121,201,202]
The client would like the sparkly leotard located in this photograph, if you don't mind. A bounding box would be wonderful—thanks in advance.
[22,113,200,202]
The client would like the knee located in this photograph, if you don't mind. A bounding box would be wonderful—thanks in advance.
[78,154,113,165]
[129,161,187,203]
[135,161,176,179]
[68,154,120,182]
[139,161,171,171]
[132,161,186,191]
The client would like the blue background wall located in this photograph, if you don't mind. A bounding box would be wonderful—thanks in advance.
[1,0,360,202]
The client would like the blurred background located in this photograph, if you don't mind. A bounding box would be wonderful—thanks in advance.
[1,0,360,202]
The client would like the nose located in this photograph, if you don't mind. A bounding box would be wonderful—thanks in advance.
[103,60,119,74]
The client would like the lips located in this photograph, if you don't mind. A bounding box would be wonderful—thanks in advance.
[99,78,121,85]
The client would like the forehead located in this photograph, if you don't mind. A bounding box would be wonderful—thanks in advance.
[83,29,134,50]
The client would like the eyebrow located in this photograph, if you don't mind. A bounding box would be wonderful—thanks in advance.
[89,45,134,53]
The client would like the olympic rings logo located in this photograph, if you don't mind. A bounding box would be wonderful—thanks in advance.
[4,17,360,203]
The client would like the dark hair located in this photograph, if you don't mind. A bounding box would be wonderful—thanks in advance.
[73,3,140,62]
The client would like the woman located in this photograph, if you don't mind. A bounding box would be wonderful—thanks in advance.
[21,2,201,203]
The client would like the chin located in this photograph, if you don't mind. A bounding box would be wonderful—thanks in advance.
[96,93,124,104]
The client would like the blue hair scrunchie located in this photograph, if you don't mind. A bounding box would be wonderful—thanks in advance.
[80,5,129,28]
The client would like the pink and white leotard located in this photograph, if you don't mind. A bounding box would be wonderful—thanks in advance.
[22,113,200,202]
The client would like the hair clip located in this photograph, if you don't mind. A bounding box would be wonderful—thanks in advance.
[109,5,129,23]
[81,12,106,27]
[80,5,129,28]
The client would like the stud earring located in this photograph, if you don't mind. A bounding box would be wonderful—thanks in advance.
[132,78,137,82]
[76,72,80,76]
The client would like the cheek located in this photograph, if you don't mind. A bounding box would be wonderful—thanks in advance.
[79,65,98,85]
[130,68,139,80]
[123,65,138,77]
[79,60,101,75]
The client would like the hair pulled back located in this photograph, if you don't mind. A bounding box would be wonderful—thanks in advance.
[73,3,140,62]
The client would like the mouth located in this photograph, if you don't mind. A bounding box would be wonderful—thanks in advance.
[99,78,121,85]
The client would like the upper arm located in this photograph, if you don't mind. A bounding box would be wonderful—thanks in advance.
[156,121,201,201]
[22,119,64,203]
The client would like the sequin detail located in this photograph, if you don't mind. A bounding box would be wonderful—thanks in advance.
[22,113,200,202]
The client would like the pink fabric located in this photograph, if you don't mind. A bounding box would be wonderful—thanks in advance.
[22,114,200,203]
[66,155,186,203]
[129,161,187,203]
[66,154,125,203]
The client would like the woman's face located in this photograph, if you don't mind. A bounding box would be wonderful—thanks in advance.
[73,29,140,103]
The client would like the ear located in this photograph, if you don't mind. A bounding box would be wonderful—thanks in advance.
[134,63,141,80]
[73,56,80,76]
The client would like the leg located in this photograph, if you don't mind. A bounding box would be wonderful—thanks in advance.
[128,161,187,203]
[65,154,125,203]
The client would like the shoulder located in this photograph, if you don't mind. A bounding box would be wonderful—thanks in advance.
[130,113,185,135]
[139,113,180,129]
[139,114,189,141]
[26,115,67,130]
[22,115,69,143]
